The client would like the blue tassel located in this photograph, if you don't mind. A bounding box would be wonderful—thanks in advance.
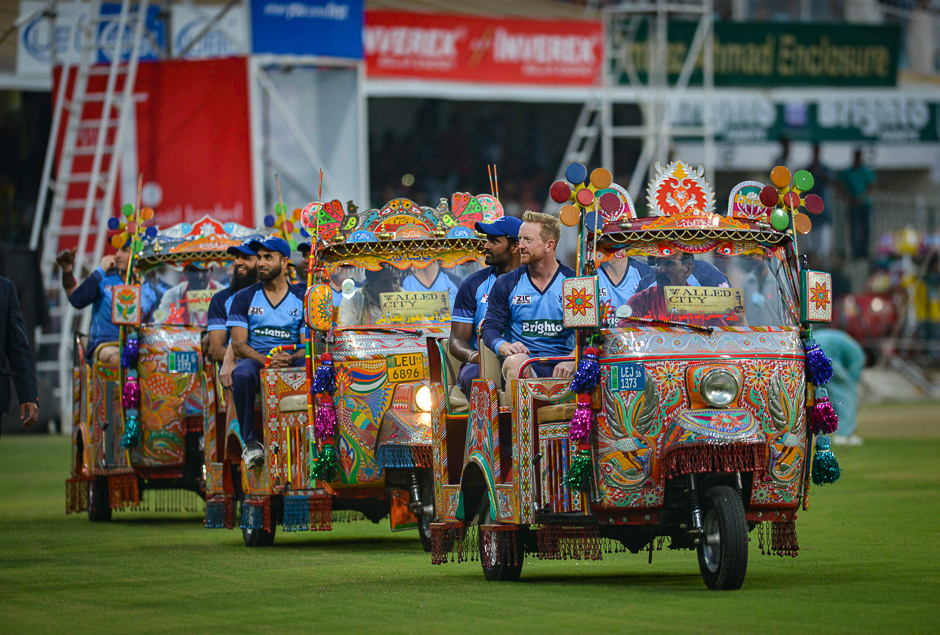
[375,444,415,469]
[240,503,265,530]
[812,437,841,485]
[121,409,140,448]
[121,338,138,369]
[205,500,227,528]
[570,347,601,394]
[312,353,336,395]
[804,339,833,386]
[282,495,311,532]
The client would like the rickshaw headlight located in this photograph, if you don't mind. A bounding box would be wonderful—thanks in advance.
[701,369,739,408]
[414,385,433,412]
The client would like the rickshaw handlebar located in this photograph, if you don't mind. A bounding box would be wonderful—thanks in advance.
[265,345,299,368]
[517,355,577,379]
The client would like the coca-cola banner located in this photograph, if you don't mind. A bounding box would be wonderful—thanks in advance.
[364,11,603,86]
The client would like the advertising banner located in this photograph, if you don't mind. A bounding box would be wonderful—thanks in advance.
[51,57,255,254]
[364,10,603,86]
[612,21,901,88]
[170,4,248,58]
[250,0,363,58]
[17,0,164,75]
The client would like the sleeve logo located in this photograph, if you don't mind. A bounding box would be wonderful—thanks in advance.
[249,306,264,315]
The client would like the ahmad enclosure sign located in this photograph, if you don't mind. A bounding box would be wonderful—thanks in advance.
[614,21,901,87]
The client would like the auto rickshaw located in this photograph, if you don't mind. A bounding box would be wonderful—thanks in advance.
[66,212,265,521]
[427,162,840,589]
[204,193,499,548]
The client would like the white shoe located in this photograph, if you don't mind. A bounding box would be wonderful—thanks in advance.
[242,442,265,469]
[848,435,864,446]
[830,435,850,446]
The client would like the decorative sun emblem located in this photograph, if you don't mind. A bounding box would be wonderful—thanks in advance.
[564,287,594,317]
[810,282,830,311]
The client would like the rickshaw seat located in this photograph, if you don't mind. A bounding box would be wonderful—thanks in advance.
[438,340,469,413]
[536,402,576,425]
[92,341,120,364]
[480,344,511,409]
[279,394,308,413]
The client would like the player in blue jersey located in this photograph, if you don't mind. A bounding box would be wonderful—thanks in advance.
[481,211,577,381]
[226,237,305,468]
[206,240,258,388]
[597,256,652,327]
[402,260,461,310]
[57,245,157,365]
[297,242,356,306]
[450,216,522,399]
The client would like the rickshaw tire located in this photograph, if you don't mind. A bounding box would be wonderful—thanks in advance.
[418,471,434,553]
[87,477,112,522]
[242,524,276,547]
[478,496,523,582]
[697,485,747,591]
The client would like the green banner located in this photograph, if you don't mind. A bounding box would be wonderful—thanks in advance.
[614,21,901,88]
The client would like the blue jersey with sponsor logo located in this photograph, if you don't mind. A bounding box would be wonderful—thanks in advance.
[452,266,504,351]
[206,285,235,339]
[70,267,157,356]
[402,269,461,310]
[597,258,651,327]
[226,282,304,356]
[482,263,576,358]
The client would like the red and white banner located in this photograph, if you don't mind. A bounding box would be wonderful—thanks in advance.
[52,57,254,254]
[364,11,603,86]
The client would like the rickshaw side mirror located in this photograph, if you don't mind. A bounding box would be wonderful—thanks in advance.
[304,283,334,331]
[111,284,143,326]
[562,276,601,328]
[800,270,833,323]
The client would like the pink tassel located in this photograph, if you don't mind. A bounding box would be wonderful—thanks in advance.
[809,397,839,435]
[122,376,139,408]
[315,394,336,438]
[568,395,594,443]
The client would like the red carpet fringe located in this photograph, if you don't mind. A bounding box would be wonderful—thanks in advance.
[310,494,333,531]
[536,524,604,560]
[107,473,141,510]
[65,476,92,514]
[662,443,767,479]
[411,446,433,468]
[430,522,478,564]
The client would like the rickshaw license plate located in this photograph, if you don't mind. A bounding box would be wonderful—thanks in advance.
[387,353,425,383]
[168,351,198,374]
[608,363,645,392]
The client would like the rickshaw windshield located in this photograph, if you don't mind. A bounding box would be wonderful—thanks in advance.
[603,244,799,328]
[336,259,484,327]
[143,263,229,327]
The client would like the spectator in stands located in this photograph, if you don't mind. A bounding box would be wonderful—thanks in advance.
[839,148,877,260]
[805,143,836,261]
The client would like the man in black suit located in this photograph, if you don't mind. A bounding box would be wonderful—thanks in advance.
[1,277,39,432]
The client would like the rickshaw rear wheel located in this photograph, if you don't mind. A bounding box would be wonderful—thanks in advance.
[416,471,434,553]
[87,477,112,522]
[478,496,523,582]
[242,523,276,547]
[697,485,747,590]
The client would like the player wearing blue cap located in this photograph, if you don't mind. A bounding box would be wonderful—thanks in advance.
[227,236,305,468]
[481,211,576,381]
[450,216,522,399]
[56,244,157,364]
[206,240,258,387]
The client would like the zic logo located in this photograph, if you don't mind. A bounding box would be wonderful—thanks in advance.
[521,319,564,337]
[512,295,531,305]
[249,306,264,315]
[480,293,489,304]
[254,327,292,340]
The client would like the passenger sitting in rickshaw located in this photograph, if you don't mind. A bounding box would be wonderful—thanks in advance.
[57,244,157,365]
[597,255,651,327]
[402,258,460,310]
[207,240,259,387]
[338,263,402,326]
[450,216,522,399]
[296,242,357,306]
[153,263,224,325]
[739,250,786,326]
[624,252,742,327]
[481,211,577,381]
[226,237,306,468]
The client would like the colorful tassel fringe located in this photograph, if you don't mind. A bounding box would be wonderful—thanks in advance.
[121,338,138,369]
[570,347,601,394]
[812,438,841,485]
[804,340,834,386]
[122,376,139,408]
[565,449,593,492]
[312,353,336,395]
[121,409,140,448]
[315,395,336,438]
[567,396,594,443]
[311,445,338,483]
[809,397,840,435]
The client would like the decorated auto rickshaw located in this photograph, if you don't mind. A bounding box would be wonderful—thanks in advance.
[66,207,264,521]
[204,193,500,548]
[427,162,841,589]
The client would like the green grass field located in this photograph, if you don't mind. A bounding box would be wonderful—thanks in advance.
[1,411,939,634]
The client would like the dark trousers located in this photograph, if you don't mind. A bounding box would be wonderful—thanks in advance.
[458,363,480,401]
[850,204,870,259]
[232,358,264,444]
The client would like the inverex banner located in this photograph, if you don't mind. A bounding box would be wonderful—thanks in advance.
[364,11,603,86]
[250,0,363,58]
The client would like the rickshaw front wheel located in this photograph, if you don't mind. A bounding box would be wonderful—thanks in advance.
[478,496,523,582]
[697,485,747,590]
[242,523,276,547]
[87,477,112,522]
